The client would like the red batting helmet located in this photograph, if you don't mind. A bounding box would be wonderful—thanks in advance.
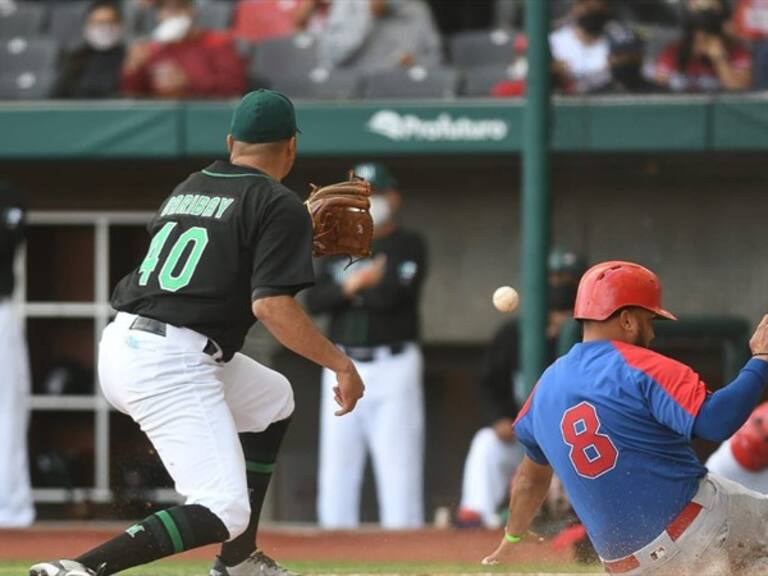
[573,261,677,321]
[731,403,768,471]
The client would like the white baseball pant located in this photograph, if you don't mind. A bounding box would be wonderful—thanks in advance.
[705,439,768,494]
[0,299,34,527]
[602,473,768,575]
[317,343,424,529]
[99,312,295,539]
[459,427,525,527]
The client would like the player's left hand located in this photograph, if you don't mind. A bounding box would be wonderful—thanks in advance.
[333,360,365,416]
[481,537,517,566]
[482,532,544,566]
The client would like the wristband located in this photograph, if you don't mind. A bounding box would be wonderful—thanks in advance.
[504,532,523,543]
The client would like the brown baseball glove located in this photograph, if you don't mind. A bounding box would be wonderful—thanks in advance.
[305,175,373,258]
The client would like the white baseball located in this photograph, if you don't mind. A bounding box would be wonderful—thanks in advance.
[493,286,519,313]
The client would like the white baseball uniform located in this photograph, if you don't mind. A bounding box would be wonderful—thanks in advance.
[604,473,768,575]
[706,440,768,494]
[0,298,34,527]
[317,343,424,529]
[99,312,295,538]
[459,427,525,527]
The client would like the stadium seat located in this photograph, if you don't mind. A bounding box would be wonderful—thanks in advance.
[48,0,89,49]
[362,66,459,100]
[249,33,319,86]
[0,1,47,39]
[270,68,361,100]
[123,0,156,40]
[196,1,233,31]
[0,36,58,76]
[462,63,522,97]
[449,29,519,68]
[0,70,55,99]
[642,25,681,73]
[753,41,768,90]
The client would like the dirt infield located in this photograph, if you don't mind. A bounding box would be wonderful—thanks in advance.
[0,525,573,565]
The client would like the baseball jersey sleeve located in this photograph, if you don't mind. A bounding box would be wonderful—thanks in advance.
[514,389,549,465]
[616,343,707,440]
[250,192,315,300]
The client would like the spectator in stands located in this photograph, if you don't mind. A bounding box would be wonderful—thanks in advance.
[318,0,442,72]
[232,0,328,42]
[655,0,752,92]
[550,0,613,94]
[600,22,662,93]
[732,0,768,42]
[54,1,125,99]
[122,0,245,99]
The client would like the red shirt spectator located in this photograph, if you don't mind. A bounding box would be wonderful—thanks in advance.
[655,0,752,92]
[232,0,300,43]
[122,0,245,99]
[733,0,768,41]
[122,30,246,98]
[655,40,752,92]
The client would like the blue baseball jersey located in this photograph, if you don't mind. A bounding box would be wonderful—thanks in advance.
[515,340,709,560]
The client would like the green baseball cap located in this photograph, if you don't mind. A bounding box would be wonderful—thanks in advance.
[352,162,398,191]
[230,89,300,144]
[548,248,587,276]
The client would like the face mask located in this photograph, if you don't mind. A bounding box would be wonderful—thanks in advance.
[84,23,122,50]
[688,9,725,34]
[153,14,192,43]
[577,10,609,36]
[548,284,578,312]
[369,195,392,227]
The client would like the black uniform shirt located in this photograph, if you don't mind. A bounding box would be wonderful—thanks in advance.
[112,160,315,361]
[477,319,558,426]
[306,227,426,347]
[0,186,25,298]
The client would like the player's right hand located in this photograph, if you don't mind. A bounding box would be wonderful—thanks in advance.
[750,314,768,359]
[333,361,365,416]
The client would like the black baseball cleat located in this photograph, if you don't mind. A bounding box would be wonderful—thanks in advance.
[29,560,104,576]
[209,550,299,576]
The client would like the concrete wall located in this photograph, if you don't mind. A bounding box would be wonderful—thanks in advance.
[5,152,766,344]
[359,153,768,343]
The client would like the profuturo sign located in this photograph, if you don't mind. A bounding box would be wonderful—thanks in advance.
[366,110,509,142]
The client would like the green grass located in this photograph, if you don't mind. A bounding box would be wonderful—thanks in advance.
[0,561,601,575]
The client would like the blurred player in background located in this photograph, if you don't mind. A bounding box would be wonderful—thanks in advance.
[457,249,585,528]
[0,181,33,528]
[484,260,768,574]
[706,402,768,494]
[308,163,428,529]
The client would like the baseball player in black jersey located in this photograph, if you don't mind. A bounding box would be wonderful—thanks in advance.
[0,182,34,528]
[30,90,365,576]
[307,163,428,529]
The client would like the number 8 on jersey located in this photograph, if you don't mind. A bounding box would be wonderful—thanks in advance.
[561,401,619,479]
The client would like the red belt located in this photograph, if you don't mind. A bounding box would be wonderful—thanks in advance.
[602,501,704,574]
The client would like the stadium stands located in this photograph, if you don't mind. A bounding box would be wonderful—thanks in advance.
[363,66,459,99]
[0,0,765,101]
[0,1,46,38]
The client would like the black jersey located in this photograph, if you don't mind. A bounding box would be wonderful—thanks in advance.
[306,227,426,347]
[0,184,25,298]
[112,160,315,361]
